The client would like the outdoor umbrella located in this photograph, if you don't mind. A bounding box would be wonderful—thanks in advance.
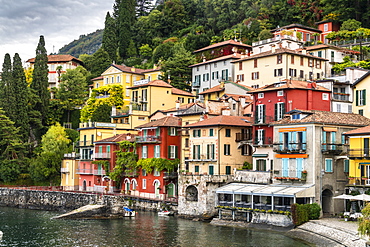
[352,194,370,201]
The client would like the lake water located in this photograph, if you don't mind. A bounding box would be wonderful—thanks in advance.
[0,207,309,246]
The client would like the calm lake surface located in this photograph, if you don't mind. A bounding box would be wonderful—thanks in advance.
[0,207,309,247]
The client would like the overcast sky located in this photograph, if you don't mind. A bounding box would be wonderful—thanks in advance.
[0,0,113,66]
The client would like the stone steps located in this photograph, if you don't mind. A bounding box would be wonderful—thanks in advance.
[295,221,366,247]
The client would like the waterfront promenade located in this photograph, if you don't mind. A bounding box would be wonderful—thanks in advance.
[287,218,368,247]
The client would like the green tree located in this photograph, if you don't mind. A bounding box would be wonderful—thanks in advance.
[29,123,71,185]
[117,0,136,59]
[0,109,27,183]
[102,12,118,62]
[0,54,12,117]
[80,48,111,82]
[258,29,273,41]
[55,66,89,123]
[31,35,50,141]
[340,19,362,31]
[161,43,195,91]
[359,202,370,237]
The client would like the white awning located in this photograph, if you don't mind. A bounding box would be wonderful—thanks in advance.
[216,183,315,198]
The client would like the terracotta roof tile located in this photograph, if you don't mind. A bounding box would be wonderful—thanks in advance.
[248,80,330,93]
[272,109,370,127]
[184,115,252,128]
[155,103,206,113]
[27,54,82,63]
[171,87,194,96]
[135,116,181,128]
[128,80,173,89]
[301,45,360,54]
[270,23,321,33]
[189,54,243,67]
[95,133,136,143]
[344,125,370,135]
[193,40,251,53]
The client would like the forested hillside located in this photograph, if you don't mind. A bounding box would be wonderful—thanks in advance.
[58,30,103,57]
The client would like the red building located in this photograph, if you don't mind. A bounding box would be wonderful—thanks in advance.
[123,116,181,201]
[250,80,331,148]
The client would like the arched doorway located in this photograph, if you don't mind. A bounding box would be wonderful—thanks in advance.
[167,183,175,198]
[82,180,87,191]
[322,189,333,215]
[154,180,160,198]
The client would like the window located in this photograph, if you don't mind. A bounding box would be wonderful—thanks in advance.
[168,145,177,159]
[300,57,304,66]
[291,55,294,64]
[111,77,114,83]
[205,64,208,70]
[193,145,201,159]
[239,62,243,70]
[214,63,217,68]
[318,51,322,57]
[221,69,229,80]
[324,24,328,32]
[105,77,109,84]
[142,89,147,101]
[169,127,176,136]
[107,145,111,154]
[356,89,366,106]
[316,60,321,69]
[317,73,321,79]
[282,158,289,177]
[185,138,189,148]
[142,146,148,158]
[126,87,130,97]
[195,165,199,173]
[256,104,265,123]
[289,68,297,77]
[344,160,349,173]
[226,166,231,175]
[252,72,259,80]
[275,102,285,121]
[225,129,231,137]
[256,159,267,171]
[325,158,333,172]
[241,144,251,155]
[322,93,329,100]
[306,33,310,41]
[207,144,215,159]
[224,144,231,155]
[209,165,214,175]
[296,158,303,178]
[142,179,147,189]
[193,129,201,137]
[154,169,160,176]
[277,90,283,97]
[209,128,214,136]
[274,68,283,77]
[142,169,147,176]
[359,109,364,116]
[254,59,258,68]
[154,145,160,158]
[300,70,304,78]
[256,129,264,145]
[277,54,283,64]
[308,59,313,67]
[258,93,264,99]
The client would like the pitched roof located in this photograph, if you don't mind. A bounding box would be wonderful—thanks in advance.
[248,80,330,93]
[91,76,103,81]
[27,54,82,64]
[302,44,360,54]
[223,94,253,102]
[193,40,251,53]
[270,23,321,33]
[272,109,370,127]
[128,79,172,89]
[234,48,328,63]
[189,54,243,67]
[344,125,370,135]
[94,133,136,143]
[153,102,206,114]
[135,116,181,128]
[171,87,194,97]
[184,115,252,128]
[198,81,251,95]
[353,71,370,87]
[112,64,148,75]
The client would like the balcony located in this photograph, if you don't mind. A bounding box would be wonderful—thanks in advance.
[348,149,370,159]
[63,153,80,159]
[348,177,370,186]
[93,169,106,176]
[76,169,93,175]
[136,135,161,143]
[273,143,307,153]
[122,171,138,177]
[235,133,252,142]
[192,81,200,87]
[164,172,178,180]
[253,137,273,147]
[321,143,346,155]
[60,168,70,173]
[333,93,350,101]
[95,153,110,159]
[78,140,93,147]
[96,94,110,99]
[189,154,216,162]
[254,116,274,125]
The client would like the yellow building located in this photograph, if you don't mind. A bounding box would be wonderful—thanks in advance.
[345,125,370,186]
[233,48,328,88]
[61,153,79,191]
[352,71,370,118]
[111,80,196,129]
[95,64,162,106]
[183,115,253,175]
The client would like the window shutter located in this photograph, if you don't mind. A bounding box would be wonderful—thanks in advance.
[262,105,265,122]
[364,89,367,105]
[274,103,278,121]
[296,158,303,178]
[344,160,349,173]
[282,158,289,177]
[356,90,359,106]
[207,144,210,159]
[193,145,196,159]
[279,132,283,150]
[212,144,215,159]
[175,146,178,158]
[168,146,171,159]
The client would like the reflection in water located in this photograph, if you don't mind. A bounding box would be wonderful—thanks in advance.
[0,207,308,247]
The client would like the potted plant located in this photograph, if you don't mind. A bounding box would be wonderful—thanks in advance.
[344,215,350,221]
[301,170,307,180]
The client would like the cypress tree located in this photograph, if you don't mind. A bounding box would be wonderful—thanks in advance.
[102,12,118,62]
[117,0,136,59]
[12,53,30,143]
[0,54,12,116]
[31,36,50,140]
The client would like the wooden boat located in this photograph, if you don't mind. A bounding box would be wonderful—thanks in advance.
[123,207,136,217]
[158,210,174,216]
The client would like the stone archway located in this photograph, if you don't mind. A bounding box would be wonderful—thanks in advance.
[185,185,198,201]
[82,180,87,191]
[322,188,333,215]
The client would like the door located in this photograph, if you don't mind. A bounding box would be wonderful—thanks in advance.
[167,183,175,197]
[209,166,214,175]
[154,181,160,198]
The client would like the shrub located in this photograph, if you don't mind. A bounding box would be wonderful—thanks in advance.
[309,203,321,220]
[291,203,321,226]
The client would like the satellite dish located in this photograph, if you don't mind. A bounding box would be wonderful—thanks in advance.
[97,132,102,136]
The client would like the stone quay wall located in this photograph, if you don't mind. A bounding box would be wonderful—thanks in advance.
[0,188,177,213]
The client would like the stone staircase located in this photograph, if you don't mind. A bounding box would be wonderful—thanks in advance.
[290,220,367,247]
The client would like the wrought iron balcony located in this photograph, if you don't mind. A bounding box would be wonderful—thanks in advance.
[164,172,178,180]
[192,81,200,87]
[253,137,273,147]
[332,93,350,101]
[135,135,161,143]
[273,142,307,153]
[321,143,346,155]
[95,153,111,159]
[235,132,252,142]
[348,148,370,159]
[253,116,274,125]
[76,169,93,175]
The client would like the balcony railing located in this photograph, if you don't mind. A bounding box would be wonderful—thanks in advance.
[321,143,346,155]
[348,149,370,159]
[332,93,350,101]
[348,177,370,186]
[76,169,93,175]
[189,154,216,161]
[192,81,200,87]
[95,153,111,159]
[63,153,80,159]
[60,168,70,173]
[253,137,273,146]
[78,140,93,146]
[235,133,252,142]
[96,94,110,99]
[273,142,307,153]
[253,116,274,125]
[164,172,178,180]
[93,169,106,176]
[136,135,161,143]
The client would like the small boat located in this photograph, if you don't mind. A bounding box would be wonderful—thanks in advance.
[123,207,136,217]
[158,210,174,216]
[0,230,3,239]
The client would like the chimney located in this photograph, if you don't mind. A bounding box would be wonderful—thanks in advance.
[240,97,246,106]
[301,48,307,55]
[175,100,180,110]
[131,67,135,72]
[222,107,231,116]
[271,44,276,53]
